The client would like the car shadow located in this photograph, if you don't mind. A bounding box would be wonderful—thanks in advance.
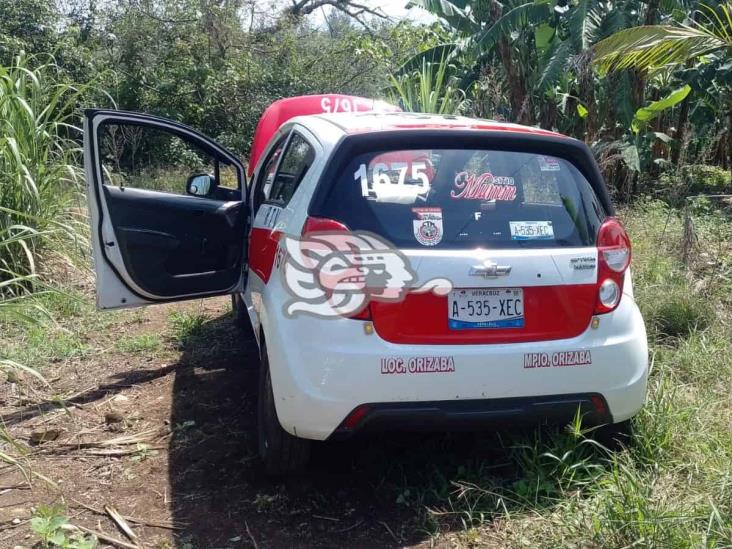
[167,311,610,548]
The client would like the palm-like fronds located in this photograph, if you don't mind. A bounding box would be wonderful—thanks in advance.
[537,39,574,93]
[473,1,552,52]
[407,0,478,32]
[387,56,466,114]
[568,0,601,50]
[594,3,732,74]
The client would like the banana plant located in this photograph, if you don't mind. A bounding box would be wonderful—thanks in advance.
[594,3,732,74]
[594,2,732,176]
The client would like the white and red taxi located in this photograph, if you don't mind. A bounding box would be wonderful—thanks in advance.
[83,95,648,474]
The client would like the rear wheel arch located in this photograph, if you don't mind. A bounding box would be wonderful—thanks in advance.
[257,338,310,475]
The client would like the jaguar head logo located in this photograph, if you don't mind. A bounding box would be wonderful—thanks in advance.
[280,231,452,318]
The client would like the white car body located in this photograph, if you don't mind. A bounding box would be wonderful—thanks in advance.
[83,97,648,457]
[244,114,647,440]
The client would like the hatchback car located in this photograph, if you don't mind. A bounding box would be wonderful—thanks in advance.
[84,94,648,474]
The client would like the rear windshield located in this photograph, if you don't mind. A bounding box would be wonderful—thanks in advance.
[313,149,605,249]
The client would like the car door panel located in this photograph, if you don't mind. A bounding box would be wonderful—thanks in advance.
[103,186,245,297]
[84,110,248,309]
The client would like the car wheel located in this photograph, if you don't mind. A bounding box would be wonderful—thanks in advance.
[258,342,310,475]
[593,419,633,449]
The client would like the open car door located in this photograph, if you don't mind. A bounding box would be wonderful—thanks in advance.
[84,110,247,310]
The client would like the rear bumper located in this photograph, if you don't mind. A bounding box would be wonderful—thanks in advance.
[328,393,611,440]
[260,285,648,441]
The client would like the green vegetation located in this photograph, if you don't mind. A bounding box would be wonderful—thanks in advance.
[0,53,87,283]
[169,310,209,347]
[31,504,97,548]
[115,333,164,354]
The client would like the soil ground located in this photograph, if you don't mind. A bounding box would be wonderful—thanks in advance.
[0,296,478,548]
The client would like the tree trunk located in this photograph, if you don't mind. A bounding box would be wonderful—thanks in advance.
[490,1,531,125]
[728,96,732,188]
[496,39,530,124]
[672,95,690,165]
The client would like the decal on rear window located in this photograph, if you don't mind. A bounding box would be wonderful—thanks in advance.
[412,207,443,246]
[538,155,561,171]
[450,172,516,201]
[509,221,554,240]
[354,159,431,201]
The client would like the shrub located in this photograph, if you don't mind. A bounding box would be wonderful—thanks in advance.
[643,290,715,338]
[659,164,731,198]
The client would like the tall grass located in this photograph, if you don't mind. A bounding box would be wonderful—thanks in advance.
[0,52,88,286]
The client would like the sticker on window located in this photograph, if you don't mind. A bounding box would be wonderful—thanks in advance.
[451,172,516,201]
[509,221,554,240]
[538,156,561,172]
[354,160,431,202]
[412,207,443,246]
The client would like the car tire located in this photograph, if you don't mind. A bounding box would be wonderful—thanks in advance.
[593,419,633,449]
[231,293,255,336]
[258,342,310,476]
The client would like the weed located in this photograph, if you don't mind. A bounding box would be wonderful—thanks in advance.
[115,334,163,354]
[131,443,159,462]
[0,53,90,283]
[644,290,715,338]
[31,504,97,548]
[169,310,208,346]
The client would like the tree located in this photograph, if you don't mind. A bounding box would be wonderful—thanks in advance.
[594,2,732,174]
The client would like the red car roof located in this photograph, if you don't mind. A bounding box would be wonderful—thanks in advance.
[247,94,400,177]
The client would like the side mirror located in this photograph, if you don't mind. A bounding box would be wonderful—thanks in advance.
[186,173,217,197]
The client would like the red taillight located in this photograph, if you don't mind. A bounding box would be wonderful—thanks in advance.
[594,218,631,314]
[591,394,608,415]
[342,404,371,430]
[301,216,349,235]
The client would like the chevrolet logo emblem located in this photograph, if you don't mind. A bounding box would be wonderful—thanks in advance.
[469,260,512,278]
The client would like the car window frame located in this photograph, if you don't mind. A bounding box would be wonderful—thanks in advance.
[251,133,290,214]
[95,120,241,197]
[264,130,316,208]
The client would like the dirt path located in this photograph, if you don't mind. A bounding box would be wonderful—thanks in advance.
[0,298,457,548]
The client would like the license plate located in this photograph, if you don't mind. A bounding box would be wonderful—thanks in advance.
[448,288,524,329]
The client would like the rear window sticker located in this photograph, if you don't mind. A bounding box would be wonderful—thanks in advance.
[538,156,561,171]
[451,171,517,201]
[412,207,443,246]
[354,159,433,200]
[509,221,554,240]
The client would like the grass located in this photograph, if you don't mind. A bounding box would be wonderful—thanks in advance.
[0,52,89,283]
[168,310,208,347]
[115,334,164,354]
